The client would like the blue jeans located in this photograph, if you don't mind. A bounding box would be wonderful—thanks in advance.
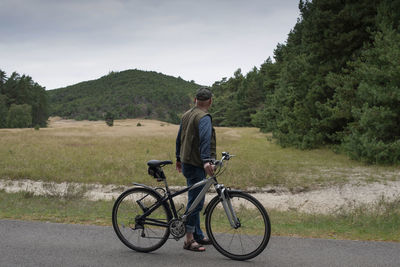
[182,163,205,241]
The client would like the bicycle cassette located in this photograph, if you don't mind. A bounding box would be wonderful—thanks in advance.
[169,219,186,239]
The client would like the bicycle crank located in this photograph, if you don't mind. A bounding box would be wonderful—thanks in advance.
[169,219,186,240]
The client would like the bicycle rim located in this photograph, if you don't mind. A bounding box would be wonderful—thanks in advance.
[206,191,271,260]
[112,188,171,252]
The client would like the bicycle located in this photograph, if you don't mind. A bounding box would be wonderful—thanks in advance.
[112,152,271,261]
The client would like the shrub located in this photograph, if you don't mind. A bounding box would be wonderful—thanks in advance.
[104,112,114,127]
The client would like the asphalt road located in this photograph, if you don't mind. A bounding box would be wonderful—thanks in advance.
[1,219,399,267]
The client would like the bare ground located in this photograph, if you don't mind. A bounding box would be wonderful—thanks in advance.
[1,178,400,214]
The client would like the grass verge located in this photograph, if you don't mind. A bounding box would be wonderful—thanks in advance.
[0,190,111,225]
[1,190,398,242]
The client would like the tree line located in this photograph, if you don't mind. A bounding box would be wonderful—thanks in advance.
[210,0,400,164]
[0,70,49,128]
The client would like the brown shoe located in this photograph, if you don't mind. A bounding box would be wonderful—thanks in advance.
[196,238,212,245]
[183,240,206,252]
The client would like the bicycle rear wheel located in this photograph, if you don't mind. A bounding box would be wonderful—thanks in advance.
[112,187,171,252]
[205,191,271,260]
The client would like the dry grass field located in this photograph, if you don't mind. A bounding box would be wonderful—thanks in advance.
[0,117,399,190]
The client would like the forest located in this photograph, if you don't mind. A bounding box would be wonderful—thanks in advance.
[0,70,48,128]
[48,69,200,124]
[210,0,400,164]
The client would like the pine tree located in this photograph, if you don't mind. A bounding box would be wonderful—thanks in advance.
[339,2,400,164]
[0,94,8,128]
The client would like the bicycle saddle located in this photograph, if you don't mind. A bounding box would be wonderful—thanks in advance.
[147,160,173,168]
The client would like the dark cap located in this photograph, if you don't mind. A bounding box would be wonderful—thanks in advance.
[195,87,212,101]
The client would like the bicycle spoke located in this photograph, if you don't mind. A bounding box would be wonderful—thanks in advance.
[238,229,245,254]
[145,226,161,238]
[228,231,236,249]
[241,231,261,246]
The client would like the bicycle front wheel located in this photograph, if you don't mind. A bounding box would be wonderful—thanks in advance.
[205,191,271,260]
[112,187,171,252]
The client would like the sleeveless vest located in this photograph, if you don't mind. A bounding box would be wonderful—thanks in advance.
[180,107,216,167]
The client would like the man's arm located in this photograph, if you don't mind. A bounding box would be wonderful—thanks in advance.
[198,115,214,176]
[176,124,182,172]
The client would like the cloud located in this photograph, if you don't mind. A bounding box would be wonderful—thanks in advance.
[0,0,300,89]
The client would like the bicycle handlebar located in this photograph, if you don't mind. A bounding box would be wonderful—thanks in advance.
[211,152,235,177]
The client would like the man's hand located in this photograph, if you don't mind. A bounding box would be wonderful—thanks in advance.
[203,162,214,177]
[176,161,182,173]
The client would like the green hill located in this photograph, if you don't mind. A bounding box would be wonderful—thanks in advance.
[48,69,201,123]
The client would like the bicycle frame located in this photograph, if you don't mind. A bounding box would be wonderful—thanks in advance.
[133,172,240,231]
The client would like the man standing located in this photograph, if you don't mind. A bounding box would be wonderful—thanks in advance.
[176,87,216,252]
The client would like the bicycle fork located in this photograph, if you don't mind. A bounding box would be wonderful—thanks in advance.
[216,185,241,229]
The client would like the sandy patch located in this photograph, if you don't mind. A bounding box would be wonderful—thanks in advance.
[1,178,399,215]
[46,117,179,137]
[222,129,241,138]
[251,181,400,213]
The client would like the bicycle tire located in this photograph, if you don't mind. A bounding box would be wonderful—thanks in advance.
[112,187,171,252]
[205,191,271,260]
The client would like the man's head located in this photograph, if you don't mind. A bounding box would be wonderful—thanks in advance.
[195,87,213,110]
[195,87,212,101]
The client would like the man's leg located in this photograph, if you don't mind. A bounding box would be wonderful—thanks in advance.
[193,218,205,241]
[182,164,206,251]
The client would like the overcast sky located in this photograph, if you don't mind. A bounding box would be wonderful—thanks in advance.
[0,0,300,89]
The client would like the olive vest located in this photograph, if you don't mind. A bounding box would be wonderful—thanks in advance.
[180,107,216,167]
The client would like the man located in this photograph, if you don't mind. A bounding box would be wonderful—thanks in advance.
[176,87,216,252]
